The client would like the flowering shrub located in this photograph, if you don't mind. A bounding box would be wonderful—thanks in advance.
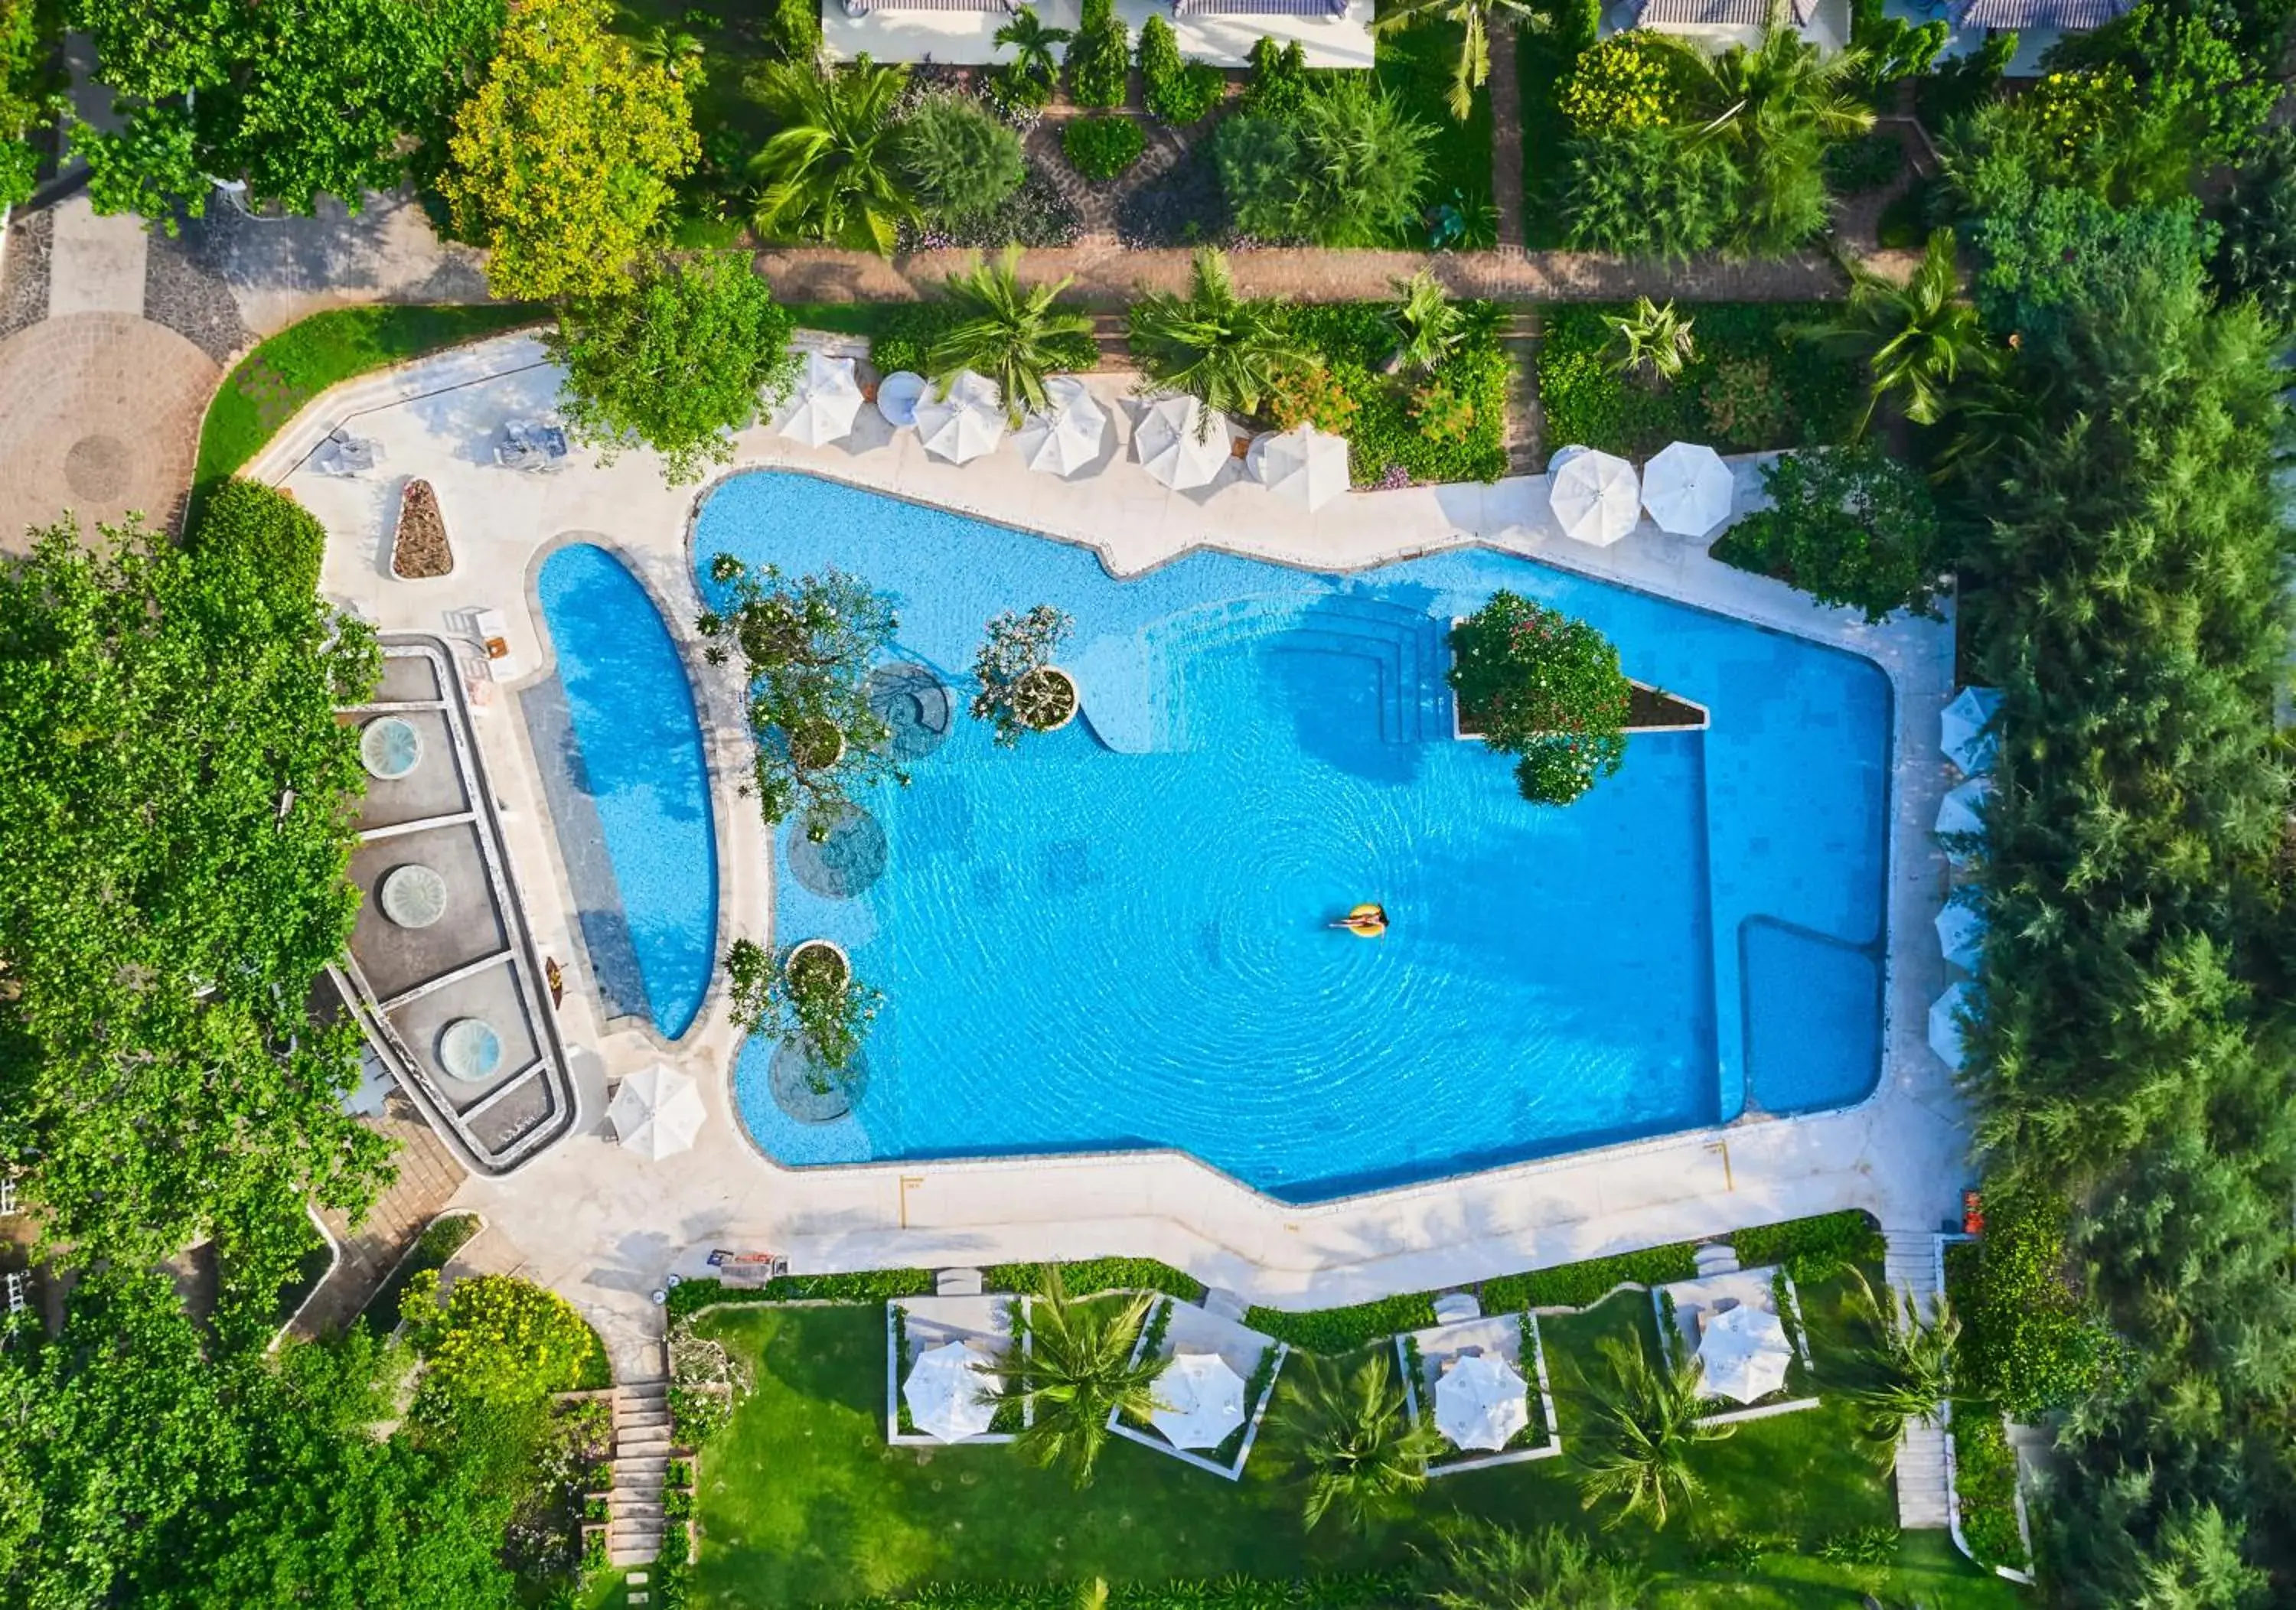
[2022,67,2137,175]
[1408,379,1477,447]
[970,605,1077,745]
[1559,32,1686,132]
[1447,592,1629,807]
[1268,363,1360,435]
[402,1271,598,1407]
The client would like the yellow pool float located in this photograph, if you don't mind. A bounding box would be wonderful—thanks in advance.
[1332,903,1388,938]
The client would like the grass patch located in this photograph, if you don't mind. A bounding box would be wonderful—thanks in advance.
[1374,8,1495,245]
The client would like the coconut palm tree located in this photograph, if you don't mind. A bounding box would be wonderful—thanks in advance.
[1845,1269,1958,1462]
[931,249,1094,424]
[628,15,706,80]
[1127,248,1309,423]
[1417,1521,1649,1609]
[1684,27,1872,254]
[1278,1351,1443,1532]
[747,58,917,255]
[1370,0,1540,121]
[1013,1269,1166,1488]
[1571,1336,1733,1527]
[1808,228,2001,432]
[1386,270,1465,375]
[993,5,1071,88]
[1608,296,1696,383]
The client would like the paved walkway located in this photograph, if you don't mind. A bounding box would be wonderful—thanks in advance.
[1487,28,1527,251]
[1885,1228,1952,1530]
[291,1107,467,1337]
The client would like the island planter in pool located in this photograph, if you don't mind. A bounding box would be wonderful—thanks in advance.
[1018,666,1078,733]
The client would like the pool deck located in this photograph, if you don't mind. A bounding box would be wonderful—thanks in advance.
[256,332,1967,1380]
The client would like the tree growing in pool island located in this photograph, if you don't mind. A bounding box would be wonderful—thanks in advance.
[1448,591,1630,807]
[725,937,882,1074]
[970,605,1076,746]
[696,556,904,842]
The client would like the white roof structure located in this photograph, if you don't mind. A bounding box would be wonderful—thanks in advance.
[1942,686,2004,775]
[606,1064,706,1161]
[1936,777,1992,861]
[914,370,1006,464]
[1547,445,1641,546]
[1936,901,1986,973]
[1640,442,1733,537]
[1150,1351,1247,1449]
[1929,982,1972,1070]
[1013,376,1109,477]
[1432,1351,1528,1451]
[1695,1304,1792,1405]
[1133,396,1233,491]
[775,352,866,448]
[903,1339,999,1443]
[1248,424,1352,512]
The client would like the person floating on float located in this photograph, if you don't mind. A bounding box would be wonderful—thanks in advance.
[1331,903,1388,938]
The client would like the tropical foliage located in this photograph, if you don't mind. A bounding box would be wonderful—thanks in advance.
[2209,125,2296,329]
[1681,25,1871,254]
[400,1270,598,1406]
[1127,248,1306,421]
[1558,30,1686,131]
[1137,15,1221,125]
[1417,1522,1649,1609]
[1709,445,1944,623]
[1559,125,1737,262]
[1013,1271,1167,1488]
[748,57,915,253]
[1370,0,1538,119]
[1607,295,1694,382]
[1843,1271,1956,1458]
[1806,228,1998,432]
[1571,1336,1733,1527]
[970,605,1077,745]
[1447,592,1629,807]
[931,252,1093,422]
[993,4,1068,95]
[1062,113,1144,182]
[1384,271,1463,375]
[725,936,882,1072]
[896,91,1026,226]
[1276,1352,1441,1532]
[0,0,60,208]
[1212,74,1433,247]
[1063,0,1129,109]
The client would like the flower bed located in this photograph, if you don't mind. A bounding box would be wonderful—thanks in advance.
[1287,301,1508,487]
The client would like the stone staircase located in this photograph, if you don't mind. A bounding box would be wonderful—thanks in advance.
[1883,1230,1952,1530]
[1692,1239,1740,1278]
[607,1377,673,1568]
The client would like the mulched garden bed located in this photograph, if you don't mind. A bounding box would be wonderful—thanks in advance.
[392,478,453,578]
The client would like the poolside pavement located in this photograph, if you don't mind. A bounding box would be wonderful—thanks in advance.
[252,333,1966,1385]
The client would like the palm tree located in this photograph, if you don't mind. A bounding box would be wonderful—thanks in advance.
[1417,1521,1649,1609]
[1386,270,1465,375]
[1845,1269,1958,1463]
[1571,1336,1733,1527]
[994,5,1071,87]
[1369,0,1540,120]
[931,249,1094,424]
[747,58,917,255]
[1277,1351,1443,1532]
[1608,296,1695,383]
[1013,1269,1166,1488]
[1808,228,2001,433]
[1127,248,1309,422]
[628,15,706,80]
[1684,26,1872,253]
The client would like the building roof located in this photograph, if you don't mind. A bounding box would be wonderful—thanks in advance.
[1174,0,1348,14]
[1631,0,1819,28]
[1951,0,2131,26]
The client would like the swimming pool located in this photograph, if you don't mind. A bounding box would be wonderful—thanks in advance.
[682,474,1889,1201]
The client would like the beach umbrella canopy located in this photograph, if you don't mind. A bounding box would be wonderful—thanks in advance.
[1941,686,2003,775]
[1133,395,1233,491]
[775,352,865,448]
[1433,1351,1528,1451]
[1151,1351,1247,1449]
[607,1064,706,1160]
[914,370,1007,464]
[1014,376,1110,477]
[1929,982,1973,1070]
[1936,901,1985,972]
[1249,423,1352,512]
[903,1340,999,1443]
[1696,1305,1792,1405]
[1641,442,1733,537]
[1936,777,1992,862]
[1547,445,1641,546]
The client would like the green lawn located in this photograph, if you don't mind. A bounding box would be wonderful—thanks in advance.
[687,1280,2027,1609]
[1374,8,1496,246]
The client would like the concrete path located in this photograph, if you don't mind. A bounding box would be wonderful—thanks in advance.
[1885,1228,1952,1529]
[292,1108,468,1338]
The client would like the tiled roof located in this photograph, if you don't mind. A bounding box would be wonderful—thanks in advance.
[1174,0,1349,14]
[1951,0,2132,26]
[1631,0,1819,28]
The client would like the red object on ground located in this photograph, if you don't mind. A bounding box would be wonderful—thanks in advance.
[1962,1190,1985,1236]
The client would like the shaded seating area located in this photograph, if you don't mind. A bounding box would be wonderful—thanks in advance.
[494,419,569,472]
[1652,1265,1820,1422]
[885,1293,1026,1446]
[1395,1310,1561,1475]
[1108,1298,1287,1480]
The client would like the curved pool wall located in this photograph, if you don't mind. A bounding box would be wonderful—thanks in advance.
[530,543,719,1041]
[700,473,1890,1203]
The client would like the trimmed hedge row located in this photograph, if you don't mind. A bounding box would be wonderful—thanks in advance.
[1244,1292,1439,1354]
[984,1257,1207,1302]
[1732,1209,1885,1282]
[1482,1243,1699,1312]
[667,1269,935,1321]
[823,1573,1408,1608]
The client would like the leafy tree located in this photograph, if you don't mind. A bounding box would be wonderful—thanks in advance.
[1013,1269,1166,1488]
[931,250,1093,422]
[1137,14,1221,124]
[1681,25,1871,255]
[1447,591,1629,807]
[1843,1270,1957,1458]
[1212,75,1432,246]
[1369,0,1536,119]
[401,1271,596,1410]
[1063,0,1127,109]
[1276,1351,1441,1533]
[993,3,1068,90]
[1385,270,1464,375]
[766,0,820,62]
[1607,295,1693,382]
[441,0,696,300]
[895,90,1025,227]
[970,605,1076,744]
[0,0,61,209]
[1417,1521,1649,1609]
[2210,126,2296,329]
[546,253,796,484]
[1127,247,1306,421]
[747,56,915,253]
[1848,0,1944,90]
[1806,227,1997,432]
[1571,1335,1732,1527]
[1710,445,1944,623]
[725,937,879,1071]
[1558,125,1736,262]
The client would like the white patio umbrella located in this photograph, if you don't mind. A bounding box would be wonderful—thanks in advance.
[1433,1351,1528,1452]
[913,370,1007,464]
[1150,1351,1247,1449]
[903,1340,999,1443]
[1929,981,1973,1070]
[1013,376,1110,477]
[1936,777,1992,863]
[606,1064,706,1161]
[1936,900,1986,972]
[1640,442,1734,537]
[1133,395,1233,491]
[1696,1305,1792,1405]
[1547,445,1641,546]
[1941,686,2004,775]
[775,351,865,448]
[1248,423,1352,512]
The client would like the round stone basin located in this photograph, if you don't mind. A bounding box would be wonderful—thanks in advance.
[379,864,448,928]
[360,715,423,781]
[439,1017,504,1083]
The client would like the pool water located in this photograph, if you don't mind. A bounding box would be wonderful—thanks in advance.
[671,474,1887,1201]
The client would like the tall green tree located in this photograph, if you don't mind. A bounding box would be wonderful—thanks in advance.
[1013,1269,1166,1488]
[1447,591,1629,807]
[930,249,1093,423]
[747,56,915,254]
[1277,1351,1442,1532]
[1571,1336,1731,1526]
[1682,25,1870,254]
[1368,0,1535,119]
[1126,247,1307,421]
[0,0,61,208]
[1809,227,1998,432]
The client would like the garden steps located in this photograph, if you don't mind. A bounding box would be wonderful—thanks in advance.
[608,1376,673,1568]
[1692,1240,1740,1277]
[1497,310,1542,475]
[1882,1229,1953,1531]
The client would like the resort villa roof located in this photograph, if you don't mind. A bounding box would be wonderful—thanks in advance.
[1950,0,2131,26]
[824,0,1375,69]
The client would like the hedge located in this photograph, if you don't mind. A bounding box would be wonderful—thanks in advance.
[1953,1408,2026,1569]
[1731,1209,1885,1283]
[1288,301,1509,487]
[1244,1292,1439,1353]
[869,301,1098,381]
[1481,1243,1699,1312]
[822,1575,1409,1608]
[359,1210,483,1338]
[983,1258,1207,1302]
[1063,114,1146,182]
[666,1269,935,1321]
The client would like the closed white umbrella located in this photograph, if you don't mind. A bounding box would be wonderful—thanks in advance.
[903,1340,999,1442]
[1547,445,1641,546]
[1936,777,1991,864]
[606,1064,706,1161]
[1248,423,1352,511]
[1641,442,1733,537]
[1936,900,1985,972]
[1133,395,1233,490]
[1150,1351,1247,1449]
[1941,686,2004,775]
[1929,982,1973,1070]
[1696,1305,1792,1405]
[914,370,1007,464]
[1432,1351,1528,1451]
[775,352,865,448]
[1014,376,1110,477]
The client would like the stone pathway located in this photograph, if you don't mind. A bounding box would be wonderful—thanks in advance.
[289,1108,468,1338]
[1498,306,1541,473]
[1487,28,1527,251]
[1883,1228,1952,1530]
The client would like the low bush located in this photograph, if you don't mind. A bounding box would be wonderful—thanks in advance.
[1557,31,1688,131]
[823,1574,1410,1608]
[870,300,1094,377]
[1244,1292,1440,1353]
[1731,1209,1885,1283]
[664,1268,937,1321]
[1482,1243,1698,1311]
[984,1258,1208,1301]
[1065,0,1130,109]
[360,1210,483,1338]
[1559,127,1737,262]
[1240,35,1308,118]
[1138,15,1224,125]
[1953,1407,2027,1569]
[1288,301,1507,486]
[897,92,1027,226]
[1945,1194,2108,1419]
[1822,130,1903,195]
[1063,113,1146,181]
[1711,446,1946,623]
[188,477,329,611]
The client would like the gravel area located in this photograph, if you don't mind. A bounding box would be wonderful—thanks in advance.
[0,208,53,343]
[392,479,453,578]
[145,227,254,364]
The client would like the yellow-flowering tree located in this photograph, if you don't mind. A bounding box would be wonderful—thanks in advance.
[441,0,698,301]
[403,1271,599,1407]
